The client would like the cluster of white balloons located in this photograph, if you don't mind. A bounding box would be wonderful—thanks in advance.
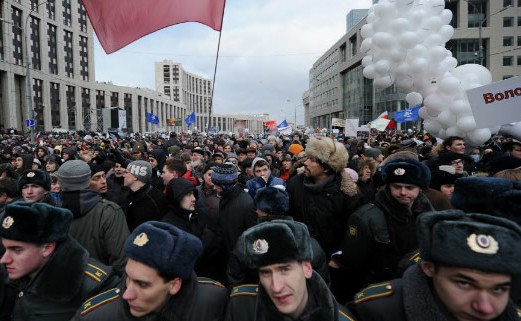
[361,0,495,145]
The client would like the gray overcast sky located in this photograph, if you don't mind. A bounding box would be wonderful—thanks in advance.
[93,0,372,125]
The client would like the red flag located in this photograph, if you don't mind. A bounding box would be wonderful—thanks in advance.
[82,0,226,54]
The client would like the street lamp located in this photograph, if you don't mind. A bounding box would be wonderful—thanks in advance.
[463,0,512,66]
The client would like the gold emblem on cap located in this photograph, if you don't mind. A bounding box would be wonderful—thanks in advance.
[394,168,405,176]
[2,216,14,229]
[467,233,499,254]
[133,232,149,247]
[253,239,269,254]
[26,171,35,177]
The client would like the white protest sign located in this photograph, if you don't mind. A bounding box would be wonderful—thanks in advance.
[331,118,345,127]
[467,76,521,129]
[345,119,360,137]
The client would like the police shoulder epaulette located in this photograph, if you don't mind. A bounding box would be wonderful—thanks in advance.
[230,284,258,298]
[197,277,225,288]
[408,250,422,264]
[337,307,356,321]
[354,281,394,304]
[80,288,121,316]
[84,262,109,283]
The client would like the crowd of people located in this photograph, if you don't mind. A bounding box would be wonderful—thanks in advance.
[0,127,520,321]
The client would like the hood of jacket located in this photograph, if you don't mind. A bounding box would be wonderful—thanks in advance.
[61,190,103,218]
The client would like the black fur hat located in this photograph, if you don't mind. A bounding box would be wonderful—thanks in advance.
[17,169,51,191]
[0,201,73,243]
[254,186,289,215]
[124,221,202,280]
[451,177,521,225]
[236,219,313,269]
[382,158,431,188]
[418,210,521,275]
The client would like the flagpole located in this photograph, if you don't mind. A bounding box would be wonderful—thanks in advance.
[208,31,222,133]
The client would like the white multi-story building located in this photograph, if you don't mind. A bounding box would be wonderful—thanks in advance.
[155,60,268,134]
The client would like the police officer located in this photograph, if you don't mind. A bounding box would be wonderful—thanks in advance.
[225,219,356,321]
[352,209,521,321]
[74,221,228,321]
[0,202,118,321]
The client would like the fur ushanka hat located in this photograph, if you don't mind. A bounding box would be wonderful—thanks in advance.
[305,137,348,172]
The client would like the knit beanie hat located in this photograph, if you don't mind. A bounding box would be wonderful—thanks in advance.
[88,163,105,177]
[127,160,152,183]
[211,163,238,186]
[288,144,304,157]
[55,160,91,191]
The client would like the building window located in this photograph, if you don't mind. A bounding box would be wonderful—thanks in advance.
[46,0,55,20]
[67,85,76,130]
[518,16,521,26]
[467,1,486,28]
[50,82,60,127]
[503,0,512,6]
[503,36,514,46]
[517,55,521,65]
[11,7,23,66]
[78,0,87,32]
[503,17,513,27]
[350,35,358,57]
[62,0,71,26]
[64,31,73,77]
[503,56,513,66]
[82,88,91,131]
[503,75,513,79]
[29,16,41,70]
[47,24,58,74]
[79,36,89,80]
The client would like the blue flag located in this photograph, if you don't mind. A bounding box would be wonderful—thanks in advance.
[277,120,288,129]
[394,106,420,123]
[185,112,196,128]
[145,112,159,124]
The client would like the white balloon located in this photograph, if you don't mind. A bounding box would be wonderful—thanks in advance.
[373,32,395,49]
[429,0,446,14]
[362,56,373,67]
[428,46,449,63]
[410,9,427,27]
[453,64,492,86]
[456,116,477,132]
[419,107,430,119]
[373,75,394,90]
[424,34,445,47]
[422,16,443,32]
[398,32,420,49]
[438,110,457,127]
[374,59,392,74]
[424,120,442,134]
[361,24,374,39]
[360,38,373,54]
[406,92,423,105]
[410,58,429,74]
[394,63,410,77]
[363,65,377,79]
[408,45,428,60]
[449,99,472,116]
[439,56,458,74]
[388,47,407,62]
[439,76,462,96]
[391,18,413,34]
[438,25,454,42]
[467,128,492,145]
[395,77,414,92]
[446,126,463,137]
[424,94,449,114]
[438,128,447,139]
[374,2,395,18]
[440,9,453,25]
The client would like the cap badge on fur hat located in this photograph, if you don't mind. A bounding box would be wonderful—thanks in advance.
[2,216,14,229]
[394,168,405,176]
[26,172,35,178]
[133,232,149,247]
[467,234,498,254]
[253,239,269,254]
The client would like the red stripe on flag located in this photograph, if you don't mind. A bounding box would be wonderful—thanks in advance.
[82,0,226,54]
